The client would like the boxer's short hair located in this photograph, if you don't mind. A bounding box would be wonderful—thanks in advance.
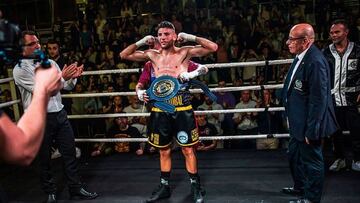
[157,21,175,30]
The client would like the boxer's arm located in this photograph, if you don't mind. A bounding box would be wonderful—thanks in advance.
[177,32,218,57]
[119,35,155,61]
[179,63,208,81]
[136,62,152,102]
[138,62,152,86]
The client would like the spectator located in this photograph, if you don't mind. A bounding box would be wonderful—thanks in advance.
[123,95,147,137]
[232,90,258,149]
[256,89,281,150]
[215,80,236,145]
[195,111,218,151]
[52,17,64,44]
[198,95,224,136]
[109,116,144,154]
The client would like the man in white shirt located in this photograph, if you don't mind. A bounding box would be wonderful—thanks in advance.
[13,31,98,203]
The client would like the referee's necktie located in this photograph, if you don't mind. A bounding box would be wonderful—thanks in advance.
[284,57,299,90]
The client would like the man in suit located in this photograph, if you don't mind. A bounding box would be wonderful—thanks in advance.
[281,23,338,203]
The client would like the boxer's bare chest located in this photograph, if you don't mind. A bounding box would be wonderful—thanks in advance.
[152,53,188,78]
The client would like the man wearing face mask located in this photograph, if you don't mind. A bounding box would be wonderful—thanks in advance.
[322,19,360,172]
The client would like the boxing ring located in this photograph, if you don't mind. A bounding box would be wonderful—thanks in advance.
[0,59,359,203]
[65,59,292,143]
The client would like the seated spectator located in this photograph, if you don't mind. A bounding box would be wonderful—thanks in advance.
[232,90,258,149]
[198,95,224,136]
[71,83,87,115]
[99,75,112,91]
[123,95,147,137]
[215,80,236,137]
[190,93,204,110]
[256,89,280,150]
[71,83,90,137]
[91,116,144,156]
[90,133,113,157]
[103,94,123,130]
[114,74,128,92]
[240,49,259,82]
[128,74,138,90]
[195,111,218,151]
[110,116,145,154]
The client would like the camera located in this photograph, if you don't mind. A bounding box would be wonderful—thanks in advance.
[0,17,50,68]
[0,17,20,65]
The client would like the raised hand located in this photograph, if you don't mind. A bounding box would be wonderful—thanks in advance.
[135,35,156,47]
[34,64,63,96]
[177,32,196,43]
[62,62,83,80]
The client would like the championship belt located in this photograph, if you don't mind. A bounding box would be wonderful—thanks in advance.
[147,75,217,113]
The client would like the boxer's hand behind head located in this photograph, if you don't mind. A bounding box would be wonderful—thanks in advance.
[136,35,155,47]
[177,32,196,43]
[34,64,63,97]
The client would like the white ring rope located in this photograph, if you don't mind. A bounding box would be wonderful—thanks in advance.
[81,59,293,75]
[75,133,290,143]
[0,77,13,84]
[62,92,136,98]
[0,100,21,108]
[62,84,284,98]
[67,107,285,119]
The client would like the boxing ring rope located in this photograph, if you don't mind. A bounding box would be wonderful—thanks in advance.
[0,100,21,108]
[1,70,21,119]
[4,59,293,143]
[75,134,291,143]
[5,58,349,143]
[61,84,284,98]
[81,59,294,76]
[71,60,292,142]
[67,107,285,119]
[0,77,14,84]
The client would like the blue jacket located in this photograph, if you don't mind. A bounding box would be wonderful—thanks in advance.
[282,45,338,142]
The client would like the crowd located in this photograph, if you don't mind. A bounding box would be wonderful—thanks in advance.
[1,0,359,154]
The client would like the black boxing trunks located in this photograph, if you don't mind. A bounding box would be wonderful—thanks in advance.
[146,75,216,147]
[147,88,198,147]
[147,108,199,148]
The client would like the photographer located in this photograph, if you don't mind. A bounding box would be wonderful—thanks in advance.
[13,31,98,202]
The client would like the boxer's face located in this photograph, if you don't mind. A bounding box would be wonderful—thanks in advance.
[329,23,348,44]
[157,28,176,49]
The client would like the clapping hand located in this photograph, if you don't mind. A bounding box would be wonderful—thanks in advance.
[62,62,84,80]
